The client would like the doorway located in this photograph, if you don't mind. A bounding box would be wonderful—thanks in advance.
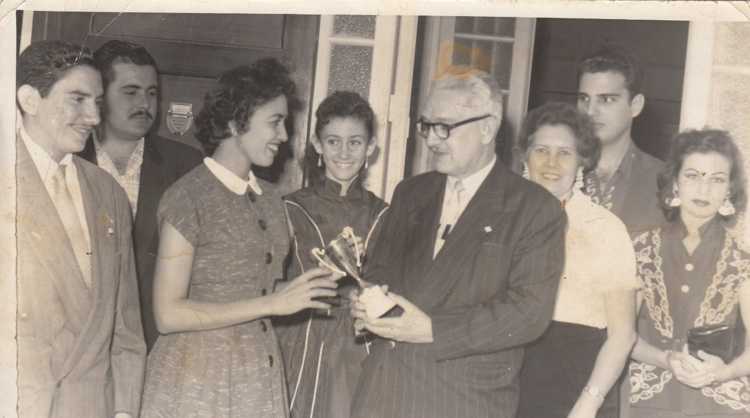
[528,19,690,160]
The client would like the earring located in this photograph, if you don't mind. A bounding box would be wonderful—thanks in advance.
[317,154,322,167]
[668,184,682,207]
[522,163,530,179]
[719,197,736,216]
[365,158,369,170]
[574,167,584,191]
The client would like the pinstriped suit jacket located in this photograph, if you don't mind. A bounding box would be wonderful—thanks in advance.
[351,161,567,418]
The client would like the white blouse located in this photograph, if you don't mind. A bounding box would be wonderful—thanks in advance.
[553,190,640,329]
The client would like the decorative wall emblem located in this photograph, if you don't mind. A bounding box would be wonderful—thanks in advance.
[166,102,193,136]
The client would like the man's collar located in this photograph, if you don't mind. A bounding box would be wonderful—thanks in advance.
[19,122,72,173]
[447,155,497,192]
[204,157,262,196]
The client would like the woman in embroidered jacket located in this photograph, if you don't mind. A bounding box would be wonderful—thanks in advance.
[275,91,388,418]
[516,102,640,418]
[629,129,750,418]
[140,59,341,418]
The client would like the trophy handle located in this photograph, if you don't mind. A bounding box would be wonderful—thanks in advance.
[342,226,362,269]
[311,248,346,276]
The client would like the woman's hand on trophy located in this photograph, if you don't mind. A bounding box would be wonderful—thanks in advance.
[268,267,340,315]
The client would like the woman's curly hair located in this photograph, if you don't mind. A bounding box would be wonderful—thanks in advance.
[194,58,300,155]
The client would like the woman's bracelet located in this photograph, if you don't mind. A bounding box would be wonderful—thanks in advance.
[581,385,605,402]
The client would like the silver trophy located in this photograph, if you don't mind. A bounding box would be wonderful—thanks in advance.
[311,227,396,318]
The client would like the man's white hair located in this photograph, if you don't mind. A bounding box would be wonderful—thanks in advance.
[431,67,504,130]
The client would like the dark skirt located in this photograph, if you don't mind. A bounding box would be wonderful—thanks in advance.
[517,321,617,418]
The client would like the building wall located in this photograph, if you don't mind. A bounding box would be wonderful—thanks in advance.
[704,23,750,245]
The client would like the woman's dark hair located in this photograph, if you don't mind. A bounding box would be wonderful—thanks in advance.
[518,102,601,172]
[303,91,376,186]
[194,58,299,155]
[658,129,746,222]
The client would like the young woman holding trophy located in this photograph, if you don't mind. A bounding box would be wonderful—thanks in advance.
[140,59,340,418]
[276,91,390,418]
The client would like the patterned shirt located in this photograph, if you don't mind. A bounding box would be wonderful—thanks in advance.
[95,138,144,217]
[583,141,664,235]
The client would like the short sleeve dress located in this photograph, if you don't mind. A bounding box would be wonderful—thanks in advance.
[140,163,290,418]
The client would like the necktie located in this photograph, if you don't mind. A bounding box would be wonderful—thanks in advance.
[50,165,91,288]
[434,179,465,257]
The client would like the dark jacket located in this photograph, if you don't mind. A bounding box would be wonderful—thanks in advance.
[78,134,203,350]
[351,161,567,418]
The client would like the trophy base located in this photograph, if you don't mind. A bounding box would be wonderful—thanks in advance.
[360,286,397,319]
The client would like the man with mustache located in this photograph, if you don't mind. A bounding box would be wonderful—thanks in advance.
[16,40,146,418]
[576,45,664,234]
[79,40,202,351]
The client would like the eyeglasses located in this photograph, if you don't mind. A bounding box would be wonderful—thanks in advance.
[416,114,492,140]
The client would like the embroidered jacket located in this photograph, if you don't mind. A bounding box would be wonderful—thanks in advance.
[630,220,750,415]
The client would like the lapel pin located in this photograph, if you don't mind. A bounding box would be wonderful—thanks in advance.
[484,226,493,233]
[102,213,115,236]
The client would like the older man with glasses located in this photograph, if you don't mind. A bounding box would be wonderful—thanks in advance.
[349,68,567,418]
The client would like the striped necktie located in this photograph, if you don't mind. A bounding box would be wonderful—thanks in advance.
[434,179,465,257]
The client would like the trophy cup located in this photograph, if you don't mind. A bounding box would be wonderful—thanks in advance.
[311,227,396,319]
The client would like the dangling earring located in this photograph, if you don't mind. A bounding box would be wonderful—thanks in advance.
[719,196,736,216]
[364,158,369,170]
[574,167,584,191]
[668,184,682,207]
[522,163,530,179]
[317,154,322,167]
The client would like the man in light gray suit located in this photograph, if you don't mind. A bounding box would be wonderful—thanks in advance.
[16,40,146,418]
[350,68,567,418]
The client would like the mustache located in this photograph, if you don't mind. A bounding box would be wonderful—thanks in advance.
[129,109,154,120]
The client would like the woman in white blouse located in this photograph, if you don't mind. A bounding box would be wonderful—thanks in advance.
[516,102,639,418]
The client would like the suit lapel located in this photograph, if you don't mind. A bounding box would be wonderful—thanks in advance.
[17,138,92,321]
[405,175,445,284]
[413,162,508,307]
[60,158,120,380]
[435,163,507,261]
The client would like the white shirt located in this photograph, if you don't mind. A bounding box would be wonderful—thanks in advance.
[203,157,263,196]
[20,124,91,253]
[94,137,144,217]
[553,190,640,328]
[439,156,496,227]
